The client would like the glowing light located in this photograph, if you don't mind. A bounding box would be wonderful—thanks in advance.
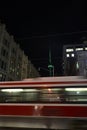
[66,49,74,52]
[71,53,74,57]
[66,54,69,57]
[76,48,83,51]
[35,105,38,110]
[23,89,39,92]
[76,62,79,69]
[57,96,60,99]
[65,88,87,91]
[48,88,51,92]
[85,47,87,50]
[1,89,23,92]
[77,91,80,94]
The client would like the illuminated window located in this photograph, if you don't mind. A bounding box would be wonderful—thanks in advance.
[76,62,79,69]
[71,53,74,57]
[0,87,87,103]
[85,47,87,50]
[41,88,63,102]
[66,54,69,57]
[76,48,83,51]
[0,88,40,103]
[65,88,87,91]
[1,89,23,92]
[65,88,87,102]
[66,48,74,52]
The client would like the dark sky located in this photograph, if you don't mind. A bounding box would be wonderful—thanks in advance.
[0,1,87,76]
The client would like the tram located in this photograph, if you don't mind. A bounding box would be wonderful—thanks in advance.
[0,76,87,129]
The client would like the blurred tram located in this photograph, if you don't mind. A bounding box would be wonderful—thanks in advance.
[0,76,87,129]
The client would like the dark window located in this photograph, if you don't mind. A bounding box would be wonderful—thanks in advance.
[1,60,4,69]
[3,39,9,48]
[1,47,8,58]
[3,62,7,70]
[1,60,7,70]
[12,48,16,55]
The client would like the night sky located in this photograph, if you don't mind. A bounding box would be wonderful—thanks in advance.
[0,1,87,76]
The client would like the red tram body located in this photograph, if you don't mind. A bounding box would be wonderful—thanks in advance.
[0,76,87,129]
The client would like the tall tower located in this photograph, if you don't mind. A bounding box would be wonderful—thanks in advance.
[48,48,54,76]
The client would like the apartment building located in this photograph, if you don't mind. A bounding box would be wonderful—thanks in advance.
[0,23,10,81]
[0,23,40,81]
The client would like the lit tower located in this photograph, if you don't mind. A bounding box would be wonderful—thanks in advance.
[48,48,54,76]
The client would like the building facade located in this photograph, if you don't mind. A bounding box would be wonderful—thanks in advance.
[27,61,40,78]
[21,51,28,80]
[0,23,40,81]
[0,23,11,81]
[63,43,87,76]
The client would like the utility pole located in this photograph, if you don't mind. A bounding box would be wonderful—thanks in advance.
[48,48,54,76]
